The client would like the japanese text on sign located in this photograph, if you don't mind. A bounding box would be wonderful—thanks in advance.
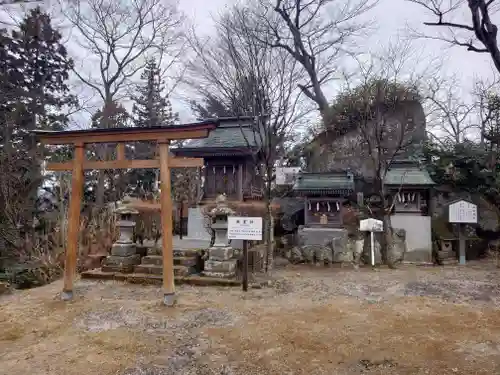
[448,200,478,224]
[228,216,263,241]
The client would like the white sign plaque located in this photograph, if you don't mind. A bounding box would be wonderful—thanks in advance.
[228,216,263,241]
[448,200,477,224]
[359,218,384,232]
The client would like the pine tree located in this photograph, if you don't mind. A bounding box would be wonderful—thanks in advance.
[0,7,74,257]
[132,57,178,128]
[129,58,178,195]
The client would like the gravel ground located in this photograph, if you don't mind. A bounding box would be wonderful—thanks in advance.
[1,261,500,375]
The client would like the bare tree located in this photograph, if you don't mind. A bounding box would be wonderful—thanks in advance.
[246,0,377,123]
[58,0,185,206]
[423,74,476,144]
[471,76,500,145]
[0,0,38,4]
[188,5,307,272]
[336,42,427,267]
[408,0,500,74]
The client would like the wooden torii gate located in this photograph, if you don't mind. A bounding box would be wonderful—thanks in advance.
[33,121,218,306]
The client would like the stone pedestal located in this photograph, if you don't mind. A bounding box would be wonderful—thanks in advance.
[102,202,141,273]
[202,194,239,279]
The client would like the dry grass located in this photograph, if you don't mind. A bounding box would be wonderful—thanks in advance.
[1,263,500,375]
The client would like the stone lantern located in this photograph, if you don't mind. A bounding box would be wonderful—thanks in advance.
[101,197,142,273]
[115,205,139,245]
[203,194,239,278]
[210,194,234,247]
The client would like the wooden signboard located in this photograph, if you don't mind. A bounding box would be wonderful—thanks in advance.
[446,199,478,265]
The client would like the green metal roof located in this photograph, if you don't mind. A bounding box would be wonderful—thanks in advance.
[182,119,260,150]
[293,172,355,194]
[384,160,435,186]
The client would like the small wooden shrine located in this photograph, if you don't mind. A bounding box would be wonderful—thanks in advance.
[384,159,435,214]
[292,171,355,227]
[172,117,265,202]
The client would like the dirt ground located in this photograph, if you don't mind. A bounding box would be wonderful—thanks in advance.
[1,262,500,375]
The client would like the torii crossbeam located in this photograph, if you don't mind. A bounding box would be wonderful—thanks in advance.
[33,121,218,306]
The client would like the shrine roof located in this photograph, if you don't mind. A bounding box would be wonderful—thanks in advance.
[384,160,435,186]
[173,117,263,156]
[293,172,355,195]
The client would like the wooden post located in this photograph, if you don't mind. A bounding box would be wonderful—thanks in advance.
[179,203,183,240]
[237,164,244,201]
[116,143,125,160]
[242,240,248,292]
[61,143,84,301]
[458,223,466,265]
[158,141,176,306]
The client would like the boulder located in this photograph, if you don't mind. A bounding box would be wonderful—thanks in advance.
[362,235,382,265]
[302,244,333,264]
[287,246,305,264]
[390,228,407,264]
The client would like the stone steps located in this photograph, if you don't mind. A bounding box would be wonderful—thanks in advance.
[146,247,204,257]
[81,268,267,288]
[141,255,197,267]
[134,264,192,276]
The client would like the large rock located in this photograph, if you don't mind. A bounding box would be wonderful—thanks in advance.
[285,227,352,265]
[473,195,500,231]
[287,246,305,264]
[390,228,407,264]
[301,244,333,264]
[362,235,382,265]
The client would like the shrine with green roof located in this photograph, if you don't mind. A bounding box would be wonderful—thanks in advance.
[290,159,435,227]
[172,116,265,201]
[384,159,435,214]
[292,171,355,227]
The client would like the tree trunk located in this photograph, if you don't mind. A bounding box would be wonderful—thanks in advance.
[382,213,396,269]
[179,203,183,240]
[375,177,397,269]
[264,169,273,273]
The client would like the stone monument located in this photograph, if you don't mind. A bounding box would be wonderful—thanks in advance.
[101,197,141,273]
[203,194,240,278]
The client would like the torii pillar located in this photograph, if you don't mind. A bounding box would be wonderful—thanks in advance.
[33,121,218,306]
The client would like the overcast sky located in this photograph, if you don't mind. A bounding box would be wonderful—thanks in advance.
[178,0,495,123]
[1,0,497,128]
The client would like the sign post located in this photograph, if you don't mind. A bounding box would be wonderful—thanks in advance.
[447,199,478,265]
[359,218,384,267]
[228,216,263,292]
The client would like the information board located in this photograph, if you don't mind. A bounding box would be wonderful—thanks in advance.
[228,216,263,240]
[448,200,477,224]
